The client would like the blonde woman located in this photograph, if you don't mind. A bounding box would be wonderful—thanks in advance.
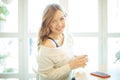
[36,3,88,80]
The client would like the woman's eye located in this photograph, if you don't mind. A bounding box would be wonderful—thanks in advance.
[61,17,64,21]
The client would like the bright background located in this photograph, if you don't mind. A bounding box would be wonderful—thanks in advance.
[0,0,120,80]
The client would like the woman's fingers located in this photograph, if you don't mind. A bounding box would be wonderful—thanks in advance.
[69,55,88,69]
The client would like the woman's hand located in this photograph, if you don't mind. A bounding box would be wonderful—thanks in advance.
[69,55,88,69]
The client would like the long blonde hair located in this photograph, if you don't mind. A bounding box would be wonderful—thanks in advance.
[37,4,66,48]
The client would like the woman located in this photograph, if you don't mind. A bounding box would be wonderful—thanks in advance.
[36,3,88,80]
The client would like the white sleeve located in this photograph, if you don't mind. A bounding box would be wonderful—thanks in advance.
[37,54,72,80]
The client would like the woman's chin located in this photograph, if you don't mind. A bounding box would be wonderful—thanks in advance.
[58,30,64,34]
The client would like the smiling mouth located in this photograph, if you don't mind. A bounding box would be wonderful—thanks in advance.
[56,28,63,31]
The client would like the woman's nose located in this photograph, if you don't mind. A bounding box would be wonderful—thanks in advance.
[57,21,63,26]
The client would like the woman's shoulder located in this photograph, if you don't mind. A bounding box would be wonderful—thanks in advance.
[43,39,56,48]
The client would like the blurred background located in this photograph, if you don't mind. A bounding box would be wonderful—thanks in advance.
[0,0,120,80]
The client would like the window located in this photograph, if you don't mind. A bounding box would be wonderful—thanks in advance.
[0,38,18,73]
[108,0,120,33]
[108,0,120,80]
[68,0,98,33]
[69,0,120,80]
[68,0,99,72]
[0,0,60,80]
[0,0,18,80]
[0,0,18,32]
[0,0,120,80]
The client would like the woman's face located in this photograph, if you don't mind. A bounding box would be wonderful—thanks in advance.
[49,10,65,35]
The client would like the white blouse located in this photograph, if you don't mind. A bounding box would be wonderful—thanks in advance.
[36,33,74,80]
